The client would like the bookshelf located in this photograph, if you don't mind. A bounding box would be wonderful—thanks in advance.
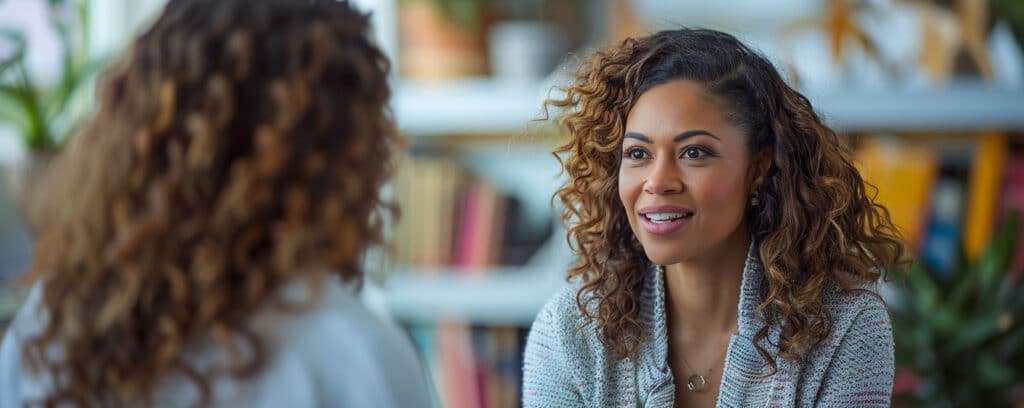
[384,79,1024,328]
[385,74,1024,407]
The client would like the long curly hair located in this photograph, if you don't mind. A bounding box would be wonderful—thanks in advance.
[548,29,905,367]
[20,0,396,405]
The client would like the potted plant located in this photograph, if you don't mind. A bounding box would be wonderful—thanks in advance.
[0,0,105,229]
[891,212,1024,407]
[397,0,490,79]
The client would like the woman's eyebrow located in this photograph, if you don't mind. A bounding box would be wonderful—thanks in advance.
[673,130,719,142]
[623,130,720,143]
[623,132,652,143]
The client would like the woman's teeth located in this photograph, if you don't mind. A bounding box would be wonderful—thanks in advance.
[644,212,692,222]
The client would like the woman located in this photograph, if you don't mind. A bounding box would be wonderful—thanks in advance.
[0,0,429,406]
[524,29,904,407]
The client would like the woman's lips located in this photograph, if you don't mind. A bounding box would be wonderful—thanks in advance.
[638,205,693,235]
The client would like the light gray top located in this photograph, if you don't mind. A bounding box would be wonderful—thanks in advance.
[0,277,430,408]
[523,244,894,407]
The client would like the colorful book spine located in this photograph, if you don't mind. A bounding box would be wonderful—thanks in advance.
[1000,150,1024,279]
[963,132,1008,261]
[854,136,939,248]
[921,176,964,278]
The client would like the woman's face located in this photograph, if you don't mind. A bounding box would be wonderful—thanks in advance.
[618,80,760,266]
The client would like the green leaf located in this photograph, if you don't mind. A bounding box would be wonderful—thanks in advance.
[995,326,1024,360]
[977,351,1015,387]
[33,0,99,150]
[0,92,31,134]
[943,245,979,313]
[907,262,940,312]
[976,213,1019,296]
[12,66,48,150]
[994,276,1019,311]
[912,324,934,359]
[75,0,89,66]
[45,0,71,43]
[0,30,26,76]
[45,52,106,115]
[0,0,94,152]
[927,305,960,335]
[892,306,932,368]
[945,315,1001,357]
[1007,279,1024,315]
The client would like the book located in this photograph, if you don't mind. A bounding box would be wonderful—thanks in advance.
[453,178,508,272]
[1000,149,1024,279]
[921,175,965,278]
[437,323,481,408]
[962,132,1008,261]
[854,136,939,248]
[398,154,466,269]
[486,327,523,408]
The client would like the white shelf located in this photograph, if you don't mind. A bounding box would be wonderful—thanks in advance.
[381,266,567,326]
[394,78,554,137]
[805,85,1024,132]
[394,79,1024,136]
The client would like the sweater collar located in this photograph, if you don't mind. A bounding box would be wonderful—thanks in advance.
[636,240,777,403]
[647,240,766,342]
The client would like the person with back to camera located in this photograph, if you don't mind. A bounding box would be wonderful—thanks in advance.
[523,28,905,407]
[0,0,431,406]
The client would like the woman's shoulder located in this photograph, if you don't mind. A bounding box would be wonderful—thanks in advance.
[823,283,889,326]
[523,281,620,406]
[537,283,585,322]
[793,283,894,405]
[530,284,573,345]
[0,282,48,406]
[815,282,892,350]
[265,278,420,368]
[527,281,610,358]
[249,278,430,407]
[531,282,594,340]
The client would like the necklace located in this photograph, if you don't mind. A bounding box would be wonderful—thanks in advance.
[678,340,731,393]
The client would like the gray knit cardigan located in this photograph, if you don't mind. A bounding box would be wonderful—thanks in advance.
[522,244,894,407]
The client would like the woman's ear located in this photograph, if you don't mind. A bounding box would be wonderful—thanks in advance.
[750,148,773,188]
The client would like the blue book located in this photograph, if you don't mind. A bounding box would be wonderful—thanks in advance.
[921,177,964,278]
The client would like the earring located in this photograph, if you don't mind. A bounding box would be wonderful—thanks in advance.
[750,191,760,207]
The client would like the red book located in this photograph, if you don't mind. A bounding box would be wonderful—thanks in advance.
[1000,152,1024,279]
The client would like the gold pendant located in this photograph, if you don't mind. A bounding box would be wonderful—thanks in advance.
[686,374,707,392]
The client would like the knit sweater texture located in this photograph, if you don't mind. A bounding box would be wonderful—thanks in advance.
[522,244,894,407]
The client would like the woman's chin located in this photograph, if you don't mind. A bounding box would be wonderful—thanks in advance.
[641,247,690,267]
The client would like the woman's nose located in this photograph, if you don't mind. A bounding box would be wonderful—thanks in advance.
[642,157,683,195]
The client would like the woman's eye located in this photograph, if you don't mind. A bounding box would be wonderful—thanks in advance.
[626,148,648,160]
[683,147,703,159]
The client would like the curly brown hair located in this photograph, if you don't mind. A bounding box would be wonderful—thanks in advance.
[20,0,396,405]
[548,29,905,368]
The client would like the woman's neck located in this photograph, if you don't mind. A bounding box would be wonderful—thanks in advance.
[663,232,750,338]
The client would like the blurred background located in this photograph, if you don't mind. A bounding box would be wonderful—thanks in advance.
[2,0,1024,407]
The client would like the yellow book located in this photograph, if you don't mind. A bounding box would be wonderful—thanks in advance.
[391,154,413,266]
[963,132,1008,261]
[854,137,939,248]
